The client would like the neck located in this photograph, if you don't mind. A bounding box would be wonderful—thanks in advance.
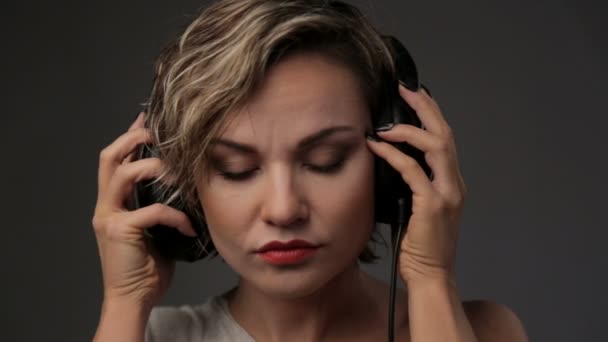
[228,262,382,342]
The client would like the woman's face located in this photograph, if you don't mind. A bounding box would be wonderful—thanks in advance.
[196,52,375,298]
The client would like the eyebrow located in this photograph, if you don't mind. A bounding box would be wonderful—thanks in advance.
[209,126,356,154]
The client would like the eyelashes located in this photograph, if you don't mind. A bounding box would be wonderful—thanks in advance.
[306,158,345,173]
[218,169,257,181]
[217,158,347,181]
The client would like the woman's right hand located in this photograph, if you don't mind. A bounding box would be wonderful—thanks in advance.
[92,112,197,309]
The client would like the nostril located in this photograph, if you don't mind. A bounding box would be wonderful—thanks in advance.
[261,198,308,228]
[260,171,309,227]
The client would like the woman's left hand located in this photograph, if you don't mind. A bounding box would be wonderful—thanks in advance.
[366,83,467,285]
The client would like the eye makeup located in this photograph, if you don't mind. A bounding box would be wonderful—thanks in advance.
[210,141,356,182]
[209,155,259,180]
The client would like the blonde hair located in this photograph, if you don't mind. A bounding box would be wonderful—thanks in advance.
[145,0,396,262]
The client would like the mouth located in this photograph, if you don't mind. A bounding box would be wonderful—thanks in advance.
[255,239,319,265]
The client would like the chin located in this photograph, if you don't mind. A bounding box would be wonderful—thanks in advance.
[233,252,354,300]
[255,266,336,299]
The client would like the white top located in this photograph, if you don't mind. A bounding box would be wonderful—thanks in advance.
[145,294,255,342]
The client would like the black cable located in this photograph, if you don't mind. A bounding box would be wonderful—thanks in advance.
[388,198,408,342]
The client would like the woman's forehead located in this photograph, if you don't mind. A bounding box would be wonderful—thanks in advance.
[220,52,370,143]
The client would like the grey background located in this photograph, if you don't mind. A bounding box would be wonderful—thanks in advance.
[2,0,606,341]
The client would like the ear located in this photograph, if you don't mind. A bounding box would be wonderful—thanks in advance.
[463,300,529,342]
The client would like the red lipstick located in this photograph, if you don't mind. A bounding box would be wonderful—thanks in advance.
[256,239,319,265]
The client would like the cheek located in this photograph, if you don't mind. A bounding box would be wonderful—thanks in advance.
[310,149,376,243]
[195,182,254,256]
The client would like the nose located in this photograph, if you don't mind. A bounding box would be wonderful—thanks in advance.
[260,167,308,228]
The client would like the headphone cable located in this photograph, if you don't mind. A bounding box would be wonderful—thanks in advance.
[388,198,408,342]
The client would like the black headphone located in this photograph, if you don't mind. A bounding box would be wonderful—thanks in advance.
[131,35,432,342]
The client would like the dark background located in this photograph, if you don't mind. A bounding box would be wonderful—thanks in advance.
[3,0,606,341]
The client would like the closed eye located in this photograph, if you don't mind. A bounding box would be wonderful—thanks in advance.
[305,158,346,173]
[218,158,346,181]
[218,169,259,181]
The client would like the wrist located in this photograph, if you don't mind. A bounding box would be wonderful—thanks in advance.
[401,262,455,286]
[405,274,477,342]
[405,273,457,293]
[101,286,162,313]
[101,297,153,317]
[94,298,152,342]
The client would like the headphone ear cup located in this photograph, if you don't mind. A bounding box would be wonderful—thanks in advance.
[373,36,432,231]
[374,155,407,227]
[130,143,213,262]
[372,98,433,224]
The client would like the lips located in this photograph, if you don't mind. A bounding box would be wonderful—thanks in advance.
[256,239,318,253]
[256,239,319,265]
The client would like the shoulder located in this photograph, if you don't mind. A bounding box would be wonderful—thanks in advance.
[145,296,254,342]
[145,297,224,342]
[146,303,206,342]
[462,300,529,342]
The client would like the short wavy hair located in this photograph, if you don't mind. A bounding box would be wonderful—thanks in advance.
[145,0,397,262]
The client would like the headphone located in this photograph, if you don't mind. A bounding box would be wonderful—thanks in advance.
[131,35,433,342]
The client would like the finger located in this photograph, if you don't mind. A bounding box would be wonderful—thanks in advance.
[123,112,147,164]
[131,204,196,237]
[98,127,152,199]
[122,203,197,237]
[398,83,449,135]
[376,124,460,191]
[103,157,166,209]
[377,124,457,182]
[366,137,434,196]
[375,124,443,153]
[128,112,146,132]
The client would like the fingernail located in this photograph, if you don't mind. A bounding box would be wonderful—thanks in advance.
[374,123,394,132]
[186,228,198,237]
[365,132,381,142]
[398,79,419,92]
[128,112,145,131]
[420,83,432,96]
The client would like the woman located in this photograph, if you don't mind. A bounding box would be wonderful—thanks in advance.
[92,0,528,341]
